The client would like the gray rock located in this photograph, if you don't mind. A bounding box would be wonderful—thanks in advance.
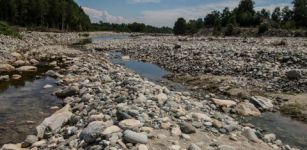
[243,127,261,143]
[0,64,15,73]
[286,70,302,80]
[80,121,105,143]
[21,135,38,148]
[123,130,148,144]
[16,66,37,72]
[179,122,196,134]
[250,96,274,111]
[263,133,276,143]
[235,102,261,116]
[36,104,72,139]
[218,145,236,150]
[46,70,58,77]
[0,75,9,81]
[188,144,201,150]
[56,86,79,98]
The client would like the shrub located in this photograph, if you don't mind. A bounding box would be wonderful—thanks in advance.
[273,39,287,46]
[258,22,269,34]
[72,38,92,45]
[224,24,235,36]
[0,21,20,38]
[79,33,90,37]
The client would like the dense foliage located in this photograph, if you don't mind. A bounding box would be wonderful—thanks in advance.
[0,21,20,37]
[0,0,91,31]
[91,22,173,34]
[174,0,307,35]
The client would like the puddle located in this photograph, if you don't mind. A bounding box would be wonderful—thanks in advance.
[108,51,185,91]
[109,51,169,81]
[92,35,130,41]
[245,112,307,149]
[0,67,62,145]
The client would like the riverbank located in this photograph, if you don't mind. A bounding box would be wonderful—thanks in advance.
[0,32,304,150]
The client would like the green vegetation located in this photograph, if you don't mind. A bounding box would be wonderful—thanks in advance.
[79,33,90,37]
[91,22,173,34]
[174,0,307,36]
[0,21,20,37]
[258,22,269,34]
[281,103,307,122]
[0,0,91,31]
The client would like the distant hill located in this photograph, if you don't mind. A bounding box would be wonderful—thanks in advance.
[0,0,91,31]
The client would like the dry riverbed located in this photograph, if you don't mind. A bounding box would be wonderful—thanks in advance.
[0,32,305,150]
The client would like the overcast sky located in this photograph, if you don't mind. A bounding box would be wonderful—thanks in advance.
[75,0,292,27]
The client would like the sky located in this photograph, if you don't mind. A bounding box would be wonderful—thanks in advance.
[75,0,293,27]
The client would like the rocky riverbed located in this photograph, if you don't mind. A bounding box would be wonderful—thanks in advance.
[86,36,307,122]
[0,32,305,150]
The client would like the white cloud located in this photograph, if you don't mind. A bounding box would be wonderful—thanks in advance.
[82,1,291,27]
[138,1,240,27]
[82,7,129,24]
[128,0,160,4]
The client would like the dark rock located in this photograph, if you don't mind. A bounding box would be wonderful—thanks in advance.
[179,122,196,134]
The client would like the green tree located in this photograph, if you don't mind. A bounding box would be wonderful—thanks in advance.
[173,17,187,35]
[204,11,221,27]
[221,7,232,26]
[235,0,256,26]
[293,0,307,28]
[272,7,282,23]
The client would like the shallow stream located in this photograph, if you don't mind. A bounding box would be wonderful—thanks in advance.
[0,67,62,145]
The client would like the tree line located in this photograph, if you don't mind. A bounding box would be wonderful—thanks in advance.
[91,21,173,34]
[174,0,307,35]
[0,0,91,31]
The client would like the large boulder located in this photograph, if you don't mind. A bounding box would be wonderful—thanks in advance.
[286,70,302,80]
[0,64,15,73]
[235,102,261,116]
[36,104,72,139]
[80,121,105,143]
[250,96,274,111]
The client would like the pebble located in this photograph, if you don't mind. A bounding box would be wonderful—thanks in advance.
[123,130,148,144]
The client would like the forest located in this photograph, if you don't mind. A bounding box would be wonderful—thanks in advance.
[0,0,172,33]
[91,22,173,34]
[0,0,91,31]
[174,0,307,35]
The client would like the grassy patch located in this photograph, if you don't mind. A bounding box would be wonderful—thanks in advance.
[79,33,90,37]
[0,21,21,38]
[280,103,307,122]
[72,38,92,46]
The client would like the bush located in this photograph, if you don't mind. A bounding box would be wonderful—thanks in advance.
[224,24,235,36]
[258,22,269,34]
[72,38,92,45]
[0,21,20,38]
[79,33,90,37]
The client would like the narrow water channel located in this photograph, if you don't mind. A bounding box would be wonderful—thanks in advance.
[104,42,307,149]
[0,69,62,145]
